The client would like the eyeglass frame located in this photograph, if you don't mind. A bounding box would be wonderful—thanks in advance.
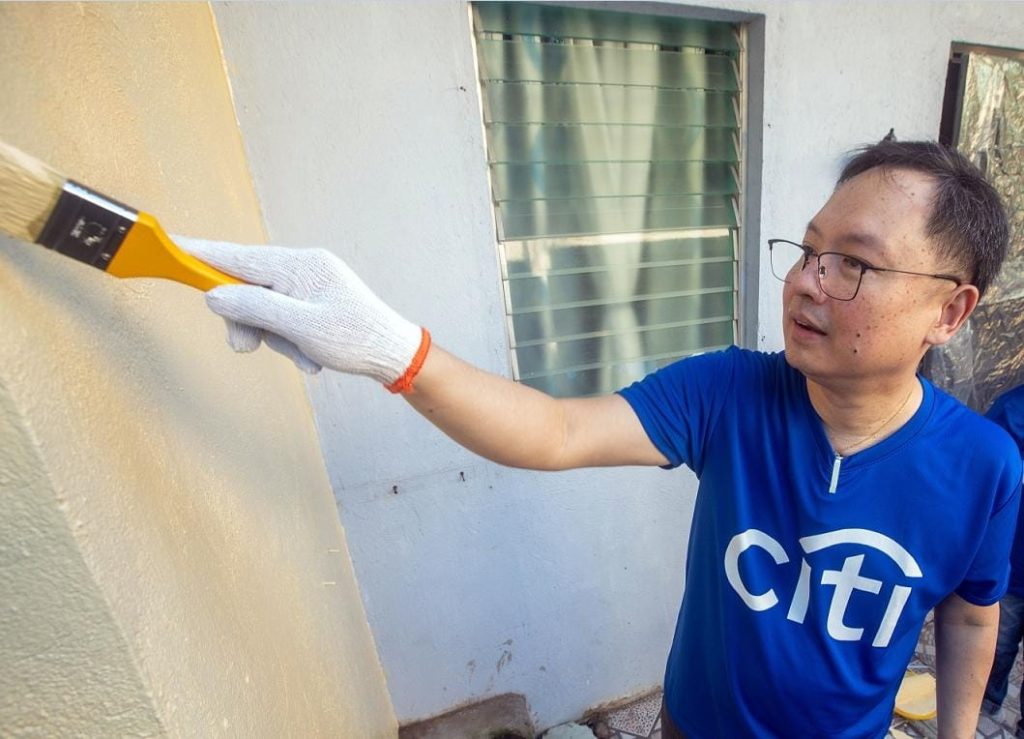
[767,238,964,301]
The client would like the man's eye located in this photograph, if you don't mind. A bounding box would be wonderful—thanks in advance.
[840,255,865,271]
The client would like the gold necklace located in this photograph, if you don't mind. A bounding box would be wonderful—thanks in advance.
[832,386,915,457]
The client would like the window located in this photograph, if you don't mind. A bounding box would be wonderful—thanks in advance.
[928,44,1024,411]
[472,2,746,396]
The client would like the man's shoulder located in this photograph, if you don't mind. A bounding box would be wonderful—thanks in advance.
[685,345,787,372]
[650,346,788,387]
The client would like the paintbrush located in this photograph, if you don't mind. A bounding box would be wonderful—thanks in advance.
[0,139,239,290]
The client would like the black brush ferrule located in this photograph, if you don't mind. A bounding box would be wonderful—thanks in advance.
[36,181,137,270]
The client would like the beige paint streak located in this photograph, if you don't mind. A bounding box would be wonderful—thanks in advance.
[0,3,395,736]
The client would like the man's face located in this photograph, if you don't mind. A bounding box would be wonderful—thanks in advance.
[782,167,960,386]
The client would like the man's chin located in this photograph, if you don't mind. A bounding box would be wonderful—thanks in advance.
[782,342,857,385]
[781,340,816,376]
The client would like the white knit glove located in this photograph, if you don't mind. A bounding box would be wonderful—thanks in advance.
[178,238,430,391]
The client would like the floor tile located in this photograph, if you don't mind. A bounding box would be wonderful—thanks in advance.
[605,692,661,738]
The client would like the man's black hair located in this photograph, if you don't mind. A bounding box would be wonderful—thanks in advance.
[838,140,1009,297]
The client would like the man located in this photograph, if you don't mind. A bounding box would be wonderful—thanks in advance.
[183,141,1020,738]
[981,385,1024,735]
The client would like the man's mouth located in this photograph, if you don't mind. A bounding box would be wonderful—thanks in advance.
[793,316,827,336]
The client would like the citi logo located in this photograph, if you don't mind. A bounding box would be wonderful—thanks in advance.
[724,528,923,648]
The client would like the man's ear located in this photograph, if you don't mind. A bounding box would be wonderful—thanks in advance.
[926,284,980,347]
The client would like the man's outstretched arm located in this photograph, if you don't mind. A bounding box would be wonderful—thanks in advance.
[180,239,668,471]
[934,593,998,738]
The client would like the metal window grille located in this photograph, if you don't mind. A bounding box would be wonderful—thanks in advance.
[472,2,743,396]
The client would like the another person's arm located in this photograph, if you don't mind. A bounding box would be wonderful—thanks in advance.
[933,593,999,738]
[180,239,668,470]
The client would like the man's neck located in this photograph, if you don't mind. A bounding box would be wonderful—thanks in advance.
[806,375,923,456]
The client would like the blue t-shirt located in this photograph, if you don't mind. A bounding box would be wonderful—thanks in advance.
[619,347,1022,739]
[986,385,1024,597]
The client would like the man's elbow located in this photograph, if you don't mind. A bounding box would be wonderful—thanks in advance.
[935,593,999,628]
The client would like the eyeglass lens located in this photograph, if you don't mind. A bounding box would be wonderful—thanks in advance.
[770,241,862,300]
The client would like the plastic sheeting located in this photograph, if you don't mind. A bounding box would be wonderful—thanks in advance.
[922,50,1024,413]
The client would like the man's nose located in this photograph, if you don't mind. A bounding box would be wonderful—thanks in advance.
[791,256,828,301]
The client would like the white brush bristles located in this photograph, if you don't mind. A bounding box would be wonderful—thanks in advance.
[0,140,66,243]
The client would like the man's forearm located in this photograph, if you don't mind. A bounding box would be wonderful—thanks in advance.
[405,345,571,469]
[405,345,666,470]
[934,595,999,738]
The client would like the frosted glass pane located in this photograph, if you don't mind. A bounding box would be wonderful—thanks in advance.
[486,124,738,163]
[508,260,733,310]
[510,290,734,343]
[498,195,736,239]
[504,233,734,276]
[478,39,738,91]
[475,3,739,52]
[491,161,737,201]
[484,85,738,127]
[516,318,734,376]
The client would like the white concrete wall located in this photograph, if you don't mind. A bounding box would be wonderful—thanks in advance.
[213,1,1024,729]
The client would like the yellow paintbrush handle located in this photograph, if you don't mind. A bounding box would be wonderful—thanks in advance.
[1,141,241,290]
[24,177,242,291]
[107,213,240,290]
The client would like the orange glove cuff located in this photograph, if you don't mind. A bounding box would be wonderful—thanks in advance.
[386,327,431,394]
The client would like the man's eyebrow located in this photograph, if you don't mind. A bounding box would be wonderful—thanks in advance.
[804,221,884,250]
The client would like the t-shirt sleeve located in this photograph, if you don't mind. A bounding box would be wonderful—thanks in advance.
[986,387,1024,456]
[616,347,740,473]
[955,450,1023,606]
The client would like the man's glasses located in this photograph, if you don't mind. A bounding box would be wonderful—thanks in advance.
[767,239,963,301]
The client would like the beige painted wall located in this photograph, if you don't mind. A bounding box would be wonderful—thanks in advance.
[0,3,395,736]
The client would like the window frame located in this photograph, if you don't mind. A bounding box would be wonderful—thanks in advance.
[468,2,765,391]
